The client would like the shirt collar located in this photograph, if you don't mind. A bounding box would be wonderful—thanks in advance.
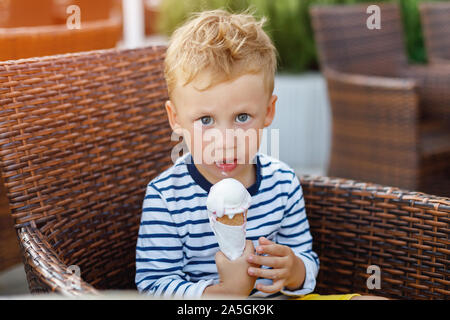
[186,153,261,196]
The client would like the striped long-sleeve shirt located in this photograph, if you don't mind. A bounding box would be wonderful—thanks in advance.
[135,152,319,299]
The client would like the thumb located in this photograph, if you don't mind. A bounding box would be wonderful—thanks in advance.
[244,239,255,253]
[215,250,227,264]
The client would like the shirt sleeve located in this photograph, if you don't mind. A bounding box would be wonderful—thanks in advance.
[135,184,213,298]
[275,174,320,297]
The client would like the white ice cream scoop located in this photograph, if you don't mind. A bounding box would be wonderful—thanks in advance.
[206,178,252,219]
[206,178,252,260]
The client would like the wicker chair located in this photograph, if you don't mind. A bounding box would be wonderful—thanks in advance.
[0,0,125,272]
[420,2,450,64]
[310,3,450,197]
[0,0,123,61]
[0,46,173,294]
[0,46,448,299]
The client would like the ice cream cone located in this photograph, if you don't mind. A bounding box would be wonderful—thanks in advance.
[206,178,252,260]
[216,209,247,226]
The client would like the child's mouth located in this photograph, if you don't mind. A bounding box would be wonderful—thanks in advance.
[214,159,238,172]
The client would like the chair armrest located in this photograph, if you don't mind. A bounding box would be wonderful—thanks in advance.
[324,67,419,120]
[324,67,417,90]
[298,174,450,299]
[18,224,99,296]
[323,67,421,190]
[401,64,450,121]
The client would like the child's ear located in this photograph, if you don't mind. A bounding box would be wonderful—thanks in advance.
[263,94,277,127]
[165,100,182,134]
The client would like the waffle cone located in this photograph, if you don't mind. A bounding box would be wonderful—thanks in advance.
[216,210,247,226]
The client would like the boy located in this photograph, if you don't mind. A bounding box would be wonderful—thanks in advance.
[135,9,380,300]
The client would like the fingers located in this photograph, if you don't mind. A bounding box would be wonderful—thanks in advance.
[255,243,289,257]
[256,237,290,257]
[248,266,287,281]
[248,254,284,268]
[256,280,284,294]
[244,239,255,253]
[258,236,273,245]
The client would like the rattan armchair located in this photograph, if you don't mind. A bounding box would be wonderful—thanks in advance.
[310,3,450,197]
[420,2,450,64]
[0,46,448,299]
[0,46,173,294]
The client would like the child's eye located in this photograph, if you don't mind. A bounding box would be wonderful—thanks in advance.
[197,116,214,126]
[236,113,251,123]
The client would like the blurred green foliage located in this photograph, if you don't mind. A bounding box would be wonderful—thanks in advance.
[157,0,449,73]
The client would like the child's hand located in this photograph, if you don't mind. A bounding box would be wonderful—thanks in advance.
[214,240,258,297]
[246,237,306,294]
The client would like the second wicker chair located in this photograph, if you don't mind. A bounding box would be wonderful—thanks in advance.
[310,3,450,197]
[420,2,450,64]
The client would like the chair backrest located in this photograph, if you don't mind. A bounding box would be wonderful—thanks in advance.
[420,2,450,63]
[310,3,408,76]
[0,46,175,290]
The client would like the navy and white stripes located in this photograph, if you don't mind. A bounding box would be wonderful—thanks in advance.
[135,152,319,298]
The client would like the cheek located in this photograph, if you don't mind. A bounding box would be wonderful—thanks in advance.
[241,124,263,148]
[184,126,216,163]
[182,126,201,153]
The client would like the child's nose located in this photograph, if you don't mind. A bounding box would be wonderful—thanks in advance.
[215,127,237,149]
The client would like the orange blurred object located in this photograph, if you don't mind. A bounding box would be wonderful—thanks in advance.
[144,0,160,36]
[0,0,123,61]
[0,0,55,27]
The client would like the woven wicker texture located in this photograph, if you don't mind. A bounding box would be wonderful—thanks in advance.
[420,2,450,64]
[0,176,20,271]
[0,46,448,299]
[0,0,123,272]
[310,3,450,196]
[0,45,174,294]
[302,175,449,300]
[311,4,408,77]
[0,0,123,61]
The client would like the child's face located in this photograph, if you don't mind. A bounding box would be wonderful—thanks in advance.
[165,72,277,184]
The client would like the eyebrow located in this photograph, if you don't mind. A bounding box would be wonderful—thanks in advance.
[190,108,214,118]
[189,101,256,120]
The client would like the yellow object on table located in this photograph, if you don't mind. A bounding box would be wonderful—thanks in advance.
[291,293,361,300]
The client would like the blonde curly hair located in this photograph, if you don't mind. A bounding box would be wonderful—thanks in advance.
[164,8,278,101]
